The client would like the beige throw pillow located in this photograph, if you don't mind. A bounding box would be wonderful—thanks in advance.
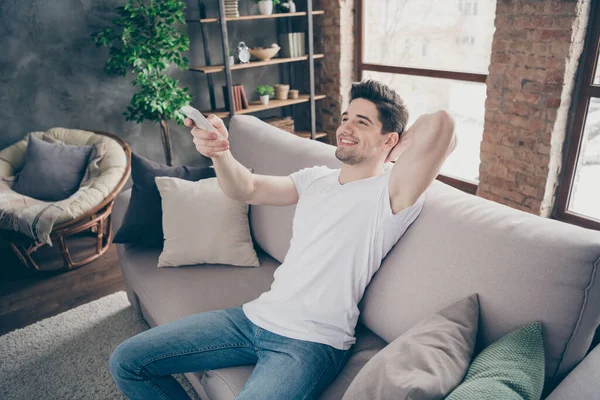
[342,295,480,400]
[155,176,260,268]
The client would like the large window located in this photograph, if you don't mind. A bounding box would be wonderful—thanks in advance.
[358,0,497,191]
[557,4,600,229]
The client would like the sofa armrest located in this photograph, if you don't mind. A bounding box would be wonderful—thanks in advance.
[546,344,600,399]
[111,188,131,241]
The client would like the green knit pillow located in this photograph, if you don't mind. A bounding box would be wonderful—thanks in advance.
[446,322,545,400]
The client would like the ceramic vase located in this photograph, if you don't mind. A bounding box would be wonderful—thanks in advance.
[258,1,273,15]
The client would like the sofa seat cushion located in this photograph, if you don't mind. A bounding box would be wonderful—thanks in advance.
[116,244,278,326]
[198,324,387,400]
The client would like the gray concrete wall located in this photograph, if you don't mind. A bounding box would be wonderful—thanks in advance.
[0,0,308,167]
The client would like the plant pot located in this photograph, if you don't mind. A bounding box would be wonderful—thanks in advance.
[260,95,270,105]
[228,55,235,66]
[258,1,273,15]
[274,84,290,100]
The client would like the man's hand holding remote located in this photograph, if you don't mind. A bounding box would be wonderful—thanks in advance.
[185,114,230,159]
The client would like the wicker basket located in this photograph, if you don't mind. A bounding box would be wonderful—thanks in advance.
[263,116,294,133]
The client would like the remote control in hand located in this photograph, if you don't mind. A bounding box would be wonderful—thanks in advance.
[181,105,226,140]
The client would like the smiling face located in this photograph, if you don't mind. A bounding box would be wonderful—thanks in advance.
[335,98,396,165]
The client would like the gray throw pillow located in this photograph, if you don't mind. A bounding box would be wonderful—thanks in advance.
[112,153,217,246]
[12,134,93,202]
[342,295,480,400]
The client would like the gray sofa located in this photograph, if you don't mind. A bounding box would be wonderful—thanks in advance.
[112,115,600,399]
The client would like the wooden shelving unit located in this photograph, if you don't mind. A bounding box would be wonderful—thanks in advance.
[203,94,326,119]
[186,10,324,24]
[190,54,324,74]
[190,0,324,140]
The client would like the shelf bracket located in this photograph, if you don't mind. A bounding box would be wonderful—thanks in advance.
[218,0,235,118]
[307,0,317,140]
[197,0,216,110]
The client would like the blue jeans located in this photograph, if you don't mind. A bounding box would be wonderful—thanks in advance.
[109,305,351,400]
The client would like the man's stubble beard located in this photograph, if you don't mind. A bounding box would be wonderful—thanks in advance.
[335,147,366,165]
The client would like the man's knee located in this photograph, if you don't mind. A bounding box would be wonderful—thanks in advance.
[109,338,144,380]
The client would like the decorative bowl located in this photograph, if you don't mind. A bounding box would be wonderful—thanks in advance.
[249,44,281,61]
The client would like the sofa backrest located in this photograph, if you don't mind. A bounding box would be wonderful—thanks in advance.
[229,115,342,263]
[359,180,600,385]
[228,115,600,385]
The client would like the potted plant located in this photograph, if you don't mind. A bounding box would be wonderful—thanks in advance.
[91,0,191,167]
[256,85,274,105]
[254,0,280,16]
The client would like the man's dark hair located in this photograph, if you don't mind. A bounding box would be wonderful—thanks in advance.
[349,79,409,136]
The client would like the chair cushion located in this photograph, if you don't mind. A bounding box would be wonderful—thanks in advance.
[115,244,278,326]
[0,127,128,223]
[12,135,93,201]
[198,324,388,400]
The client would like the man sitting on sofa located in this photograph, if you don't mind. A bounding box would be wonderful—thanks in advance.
[109,79,457,399]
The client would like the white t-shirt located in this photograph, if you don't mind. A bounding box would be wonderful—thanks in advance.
[242,165,425,350]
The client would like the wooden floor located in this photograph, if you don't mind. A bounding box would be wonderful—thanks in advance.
[0,237,126,336]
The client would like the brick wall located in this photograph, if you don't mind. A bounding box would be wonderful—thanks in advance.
[314,0,356,143]
[477,0,591,216]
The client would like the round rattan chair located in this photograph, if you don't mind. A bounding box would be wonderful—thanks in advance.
[0,129,131,272]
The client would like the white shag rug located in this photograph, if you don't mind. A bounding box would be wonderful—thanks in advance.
[0,291,203,400]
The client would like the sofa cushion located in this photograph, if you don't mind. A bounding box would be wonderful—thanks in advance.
[115,244,278,326]
[446,322,545,400]
[113,153,216,246]
[358,180,600,384]
[201,366,253,400]
[198,323,387,400]
[155,176,260,268]
[343,295,479,400]
[318,324,388,399]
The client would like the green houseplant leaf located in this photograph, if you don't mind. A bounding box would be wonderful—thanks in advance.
[256,85,274,96]
[91,0,191,166]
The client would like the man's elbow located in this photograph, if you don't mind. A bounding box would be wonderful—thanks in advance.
[435,110,454,135]
[432,110,456,152]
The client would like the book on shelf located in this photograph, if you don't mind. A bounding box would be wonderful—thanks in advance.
[224,0,239,17]
[222,86,236,111]
[237,84,249,109]
[297,32,305,56]
[224,85,248,111]
[234,85,242,111]
[280,33,294,57]
[233,86,242,111]
[279,32,306,58]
